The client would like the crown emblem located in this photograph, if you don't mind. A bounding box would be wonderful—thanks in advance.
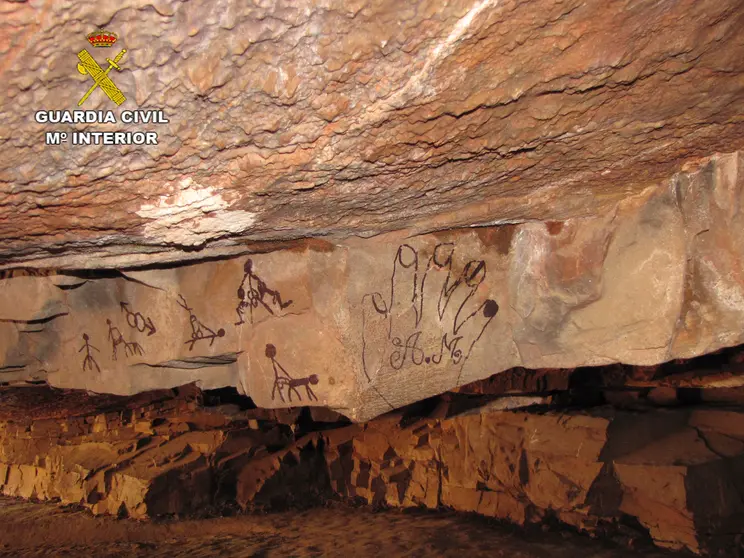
[86,29,118,48]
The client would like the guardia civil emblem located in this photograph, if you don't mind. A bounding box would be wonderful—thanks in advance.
[77,29,127,107]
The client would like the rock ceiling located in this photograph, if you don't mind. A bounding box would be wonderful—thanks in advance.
[1,0,743,267]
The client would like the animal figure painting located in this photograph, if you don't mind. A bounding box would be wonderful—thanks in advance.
[265,343,319,403]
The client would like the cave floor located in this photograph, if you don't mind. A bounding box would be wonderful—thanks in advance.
[0,496,685,558]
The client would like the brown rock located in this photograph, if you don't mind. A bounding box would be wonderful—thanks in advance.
[0,385,743,554]
[1,1,743,269]
[2,155,744,421]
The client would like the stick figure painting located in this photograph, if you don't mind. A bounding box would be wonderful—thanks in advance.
[106,319,144,360]
[78,333,101,373]
[265,343,319,403]
[234,259,293,326]
[176,295,226,351]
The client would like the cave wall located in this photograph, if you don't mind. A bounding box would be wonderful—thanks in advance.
[2,152,744,421]
[1,2,743,553]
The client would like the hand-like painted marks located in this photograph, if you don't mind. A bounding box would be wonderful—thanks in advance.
[361,243,499,398]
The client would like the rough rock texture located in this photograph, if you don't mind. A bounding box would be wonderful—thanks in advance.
[323,405,744,556]
[1,384,742,556]
[2,153,744,420]
[3,4,744,552]
[1,0,743,267]
[0,385,305,518]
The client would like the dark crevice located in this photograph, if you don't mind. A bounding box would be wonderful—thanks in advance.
[0,312,69,324]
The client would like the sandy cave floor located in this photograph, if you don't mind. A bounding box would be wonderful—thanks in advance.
[0,496,688,558]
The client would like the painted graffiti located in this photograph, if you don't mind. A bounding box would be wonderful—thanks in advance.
[78,333,101,373]
[265,343,319,403]
[361,243,499,390]
[120,301,156,336]
[177,294,225,351]
[106,319,144,360]
[234,259,293,326]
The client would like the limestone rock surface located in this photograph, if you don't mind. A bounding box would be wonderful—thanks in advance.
[0,0,743,267]
[3,0,744,421]
[2,154,744,421]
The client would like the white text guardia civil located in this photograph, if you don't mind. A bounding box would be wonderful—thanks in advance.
[35,110,169,124]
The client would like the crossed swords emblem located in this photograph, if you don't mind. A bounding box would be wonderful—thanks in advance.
[77,48,127,106]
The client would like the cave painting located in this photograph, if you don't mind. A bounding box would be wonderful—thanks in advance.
[234,259,293,326]
[78,333,101,373]
[120,301,156,336]
[106,319,144,360]
[177,295,225,350]
[265,343,319,403]
[362,243,499,388]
